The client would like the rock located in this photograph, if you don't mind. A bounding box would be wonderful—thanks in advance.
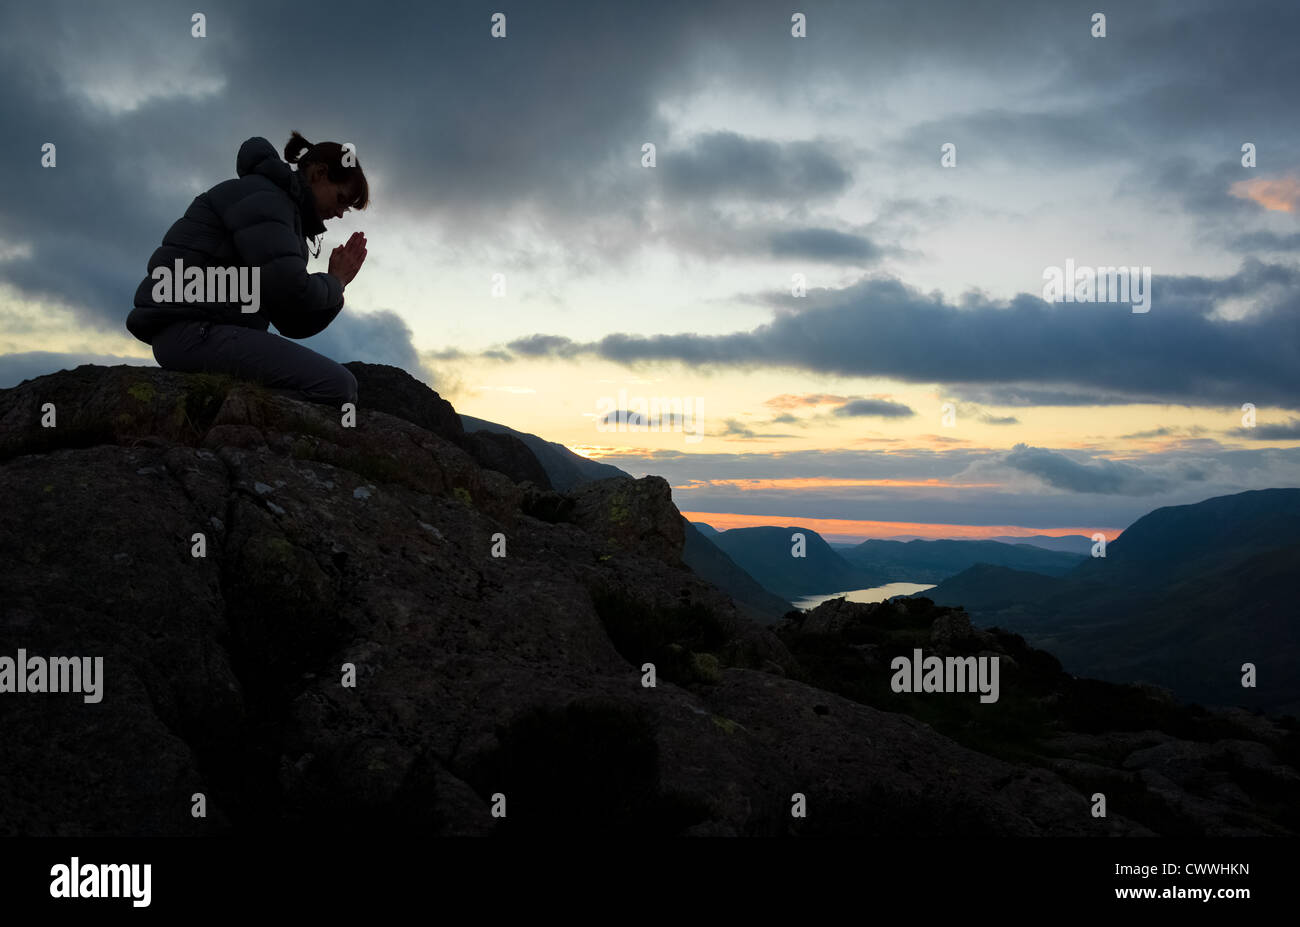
[343,362,551,490]
[460,430,552,490]
[698,669,1145,836]
[341,361,463,442]
[567,476,685,566]
[794,596,862,635]
[1,364,1296,838]
[0,365,239,462]
[777,592,1300,837]
[930,609,996,650]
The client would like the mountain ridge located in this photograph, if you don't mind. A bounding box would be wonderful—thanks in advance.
[919,489,1300,713]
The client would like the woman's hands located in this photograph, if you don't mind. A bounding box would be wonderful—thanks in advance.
[329,232,367,289]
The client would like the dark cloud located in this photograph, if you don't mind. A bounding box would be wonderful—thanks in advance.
[499,263,1300,407]
[600,409,693,428]
[950,401,1019,425]
[716,419,798,439]
[898,108,1126,170]
[296,308,436,385]
[952,386,1139,407]
[1120,425,1209,439]
[507,334,581,358]
[833,398,915,418]
[659,130,852,203]
[1242,418,1300,439]
[634,442,1300,528]
[0,0,706,329]
[1230,230,1300,253]
[1137,157,1267,222]
[628,206,890,266]
[885,6,1300,176]
[1001,443,1171,495]
[4,0,1300,427]
[765,226,884,262]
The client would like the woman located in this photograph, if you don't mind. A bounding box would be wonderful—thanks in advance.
[127,131,369,405]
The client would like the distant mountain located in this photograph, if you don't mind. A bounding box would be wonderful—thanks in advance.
[914,563,1063,614]
[711,526,889,599]
[682,522,793,623]
[691,521,720,537]
[842,538,1085,583]
[918,489,1300,714]
[1065,488,1300,585]
[986,534,1096,555]
[460,414,629,491]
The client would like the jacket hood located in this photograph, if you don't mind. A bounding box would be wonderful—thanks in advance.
[235,136,326,238]
[237,137,293,188]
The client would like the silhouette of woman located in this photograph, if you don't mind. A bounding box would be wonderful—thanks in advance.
[127,131,368,404]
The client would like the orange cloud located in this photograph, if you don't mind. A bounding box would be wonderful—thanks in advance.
[673,477,1001,491]
[763,393,851,411]
[1229,174,1300,212]
[680,510,1121,543]
[567,444,636,459]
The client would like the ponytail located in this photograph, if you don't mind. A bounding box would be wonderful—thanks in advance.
[284,130,314,165]
[283,130,370,210]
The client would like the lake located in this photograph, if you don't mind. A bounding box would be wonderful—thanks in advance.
[791,582,937,611]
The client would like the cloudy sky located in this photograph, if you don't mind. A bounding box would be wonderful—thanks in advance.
[2,0,1298,541]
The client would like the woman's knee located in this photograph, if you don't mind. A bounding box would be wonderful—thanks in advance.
[150,320,199,370]
[338,365,358,405]
[322,364,358,406]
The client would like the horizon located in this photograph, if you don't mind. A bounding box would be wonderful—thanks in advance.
[680,514,1118,546]
[3,0,1299,542]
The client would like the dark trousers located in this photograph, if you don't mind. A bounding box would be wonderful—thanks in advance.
[151,320,358,406]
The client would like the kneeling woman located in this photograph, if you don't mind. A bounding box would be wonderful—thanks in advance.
[127,131,368,405]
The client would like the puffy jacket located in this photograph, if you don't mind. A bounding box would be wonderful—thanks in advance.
[127,137,344,344]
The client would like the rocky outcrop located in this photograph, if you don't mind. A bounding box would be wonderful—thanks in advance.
[340,362,464,442]
[2,364,1290,836]
[460,430,552,490]
[778,595,1300,836]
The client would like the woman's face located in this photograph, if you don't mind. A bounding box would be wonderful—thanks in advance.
[306,163,353,221]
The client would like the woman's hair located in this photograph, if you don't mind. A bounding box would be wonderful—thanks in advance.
[284,130,370,210]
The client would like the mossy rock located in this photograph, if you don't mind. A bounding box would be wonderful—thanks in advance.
[592,589,732,686]
[711,715,742,735]
[177,372,239,436]
[126,381,156,403]
[282,412,340,443]
[607,486,631,524]
[690,652,722,685]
